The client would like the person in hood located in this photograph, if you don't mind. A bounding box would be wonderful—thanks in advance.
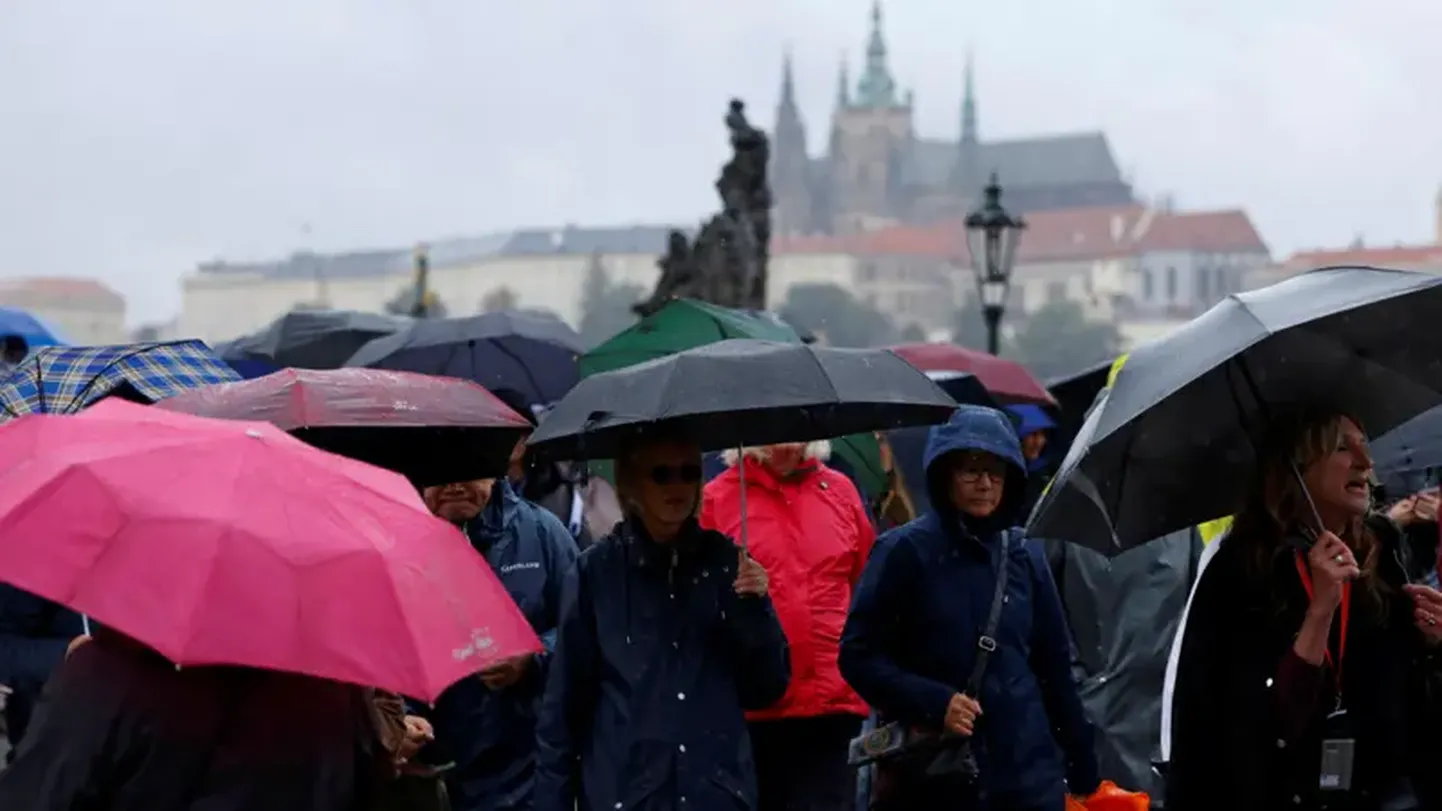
[416,476,578,811]
[0,626,383,810]
[1166,412,1442,810]
[1003,404,1056,518]
[839,405,1099,811]
[534,431,791,811]
[492,388,596,550]
[700,440,876,811]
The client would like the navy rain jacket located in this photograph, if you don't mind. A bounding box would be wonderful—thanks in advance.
[421,480,578,811]
[839,404,1100,806]
[0,585,85,756]
[534,516,790,811]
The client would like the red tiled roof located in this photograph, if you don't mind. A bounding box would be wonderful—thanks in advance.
[773,204,1268,263]
[1281,244,1442,269]
[0,276,124,305]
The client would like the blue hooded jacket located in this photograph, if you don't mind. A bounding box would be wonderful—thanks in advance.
[422,480,578,811]
[1004,404,1057,476]
[839,405,1099,803]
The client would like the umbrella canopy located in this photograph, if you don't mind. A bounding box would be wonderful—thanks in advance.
[581,298,886,494]
[890,342,1056,406]
[1371,404,1442,495]
[155,367,532,487]
[224,309,406,370]
[0,340,239,422]
[0,306,67,349]
[0,400,541,701]
[927,370,1002,410]
[529,339,956,460]
[1031,266,1442,555]
[348,310,584,407]
[1046,359,1114,449]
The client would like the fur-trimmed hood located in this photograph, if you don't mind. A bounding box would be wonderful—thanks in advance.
[720,440,831,468]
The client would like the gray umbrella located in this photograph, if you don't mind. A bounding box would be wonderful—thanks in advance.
[527,338,957,461]
[1030,266,1442,555]
[225,309,407,370]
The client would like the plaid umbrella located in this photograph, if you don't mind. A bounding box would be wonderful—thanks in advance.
[0,340,240,421]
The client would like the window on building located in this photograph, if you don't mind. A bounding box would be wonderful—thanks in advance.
[1046,281,1067,304]
[1142,270,1154,301]
[1165,266,1178,301]
[1197,266,1210,301]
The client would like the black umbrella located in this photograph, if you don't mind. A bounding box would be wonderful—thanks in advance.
[1030,266,1442,555]
[927,370,1001,411]
[225,309,405,370]
[526,339,957,461]
[346,310,584,407]
[1046,359,1113,450]
[1371,405,1442,496]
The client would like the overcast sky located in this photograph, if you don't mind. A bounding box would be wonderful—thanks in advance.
[2,0,1438,324]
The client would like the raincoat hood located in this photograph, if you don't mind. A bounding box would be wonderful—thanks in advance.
[719,440,831,468]
[1004,404,1057,474]
[923,405,1029,530]
[470,479,521,550]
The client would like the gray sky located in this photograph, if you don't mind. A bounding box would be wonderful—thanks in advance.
[2,0,1438,325]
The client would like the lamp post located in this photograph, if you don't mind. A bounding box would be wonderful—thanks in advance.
[964,173,1026,355]
[410,243,431,318]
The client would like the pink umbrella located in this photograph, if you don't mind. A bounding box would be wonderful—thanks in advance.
[0,399,540,701]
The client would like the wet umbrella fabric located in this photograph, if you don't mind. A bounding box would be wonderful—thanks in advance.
[0,400,542,701]
[154,367,533,487]
[528,339,957,460]
[890,342,1056,406]
[224,309,405,370]
[1030,266,1442,555]
[927,370,1001,411]
[0,340,240,422]
[1371,405,1442,495]
[1047,359,1113,450]
[347,310,584,407]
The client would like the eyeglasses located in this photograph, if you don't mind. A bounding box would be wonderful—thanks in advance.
[957,469,1005,483]
[649,464,703,485]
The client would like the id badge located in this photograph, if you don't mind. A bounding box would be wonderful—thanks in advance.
[1320,738,1355,790]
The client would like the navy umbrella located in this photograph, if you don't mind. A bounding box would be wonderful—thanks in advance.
[1372,405,1442,496]
[224,309,405,370]
[346,310,584,407]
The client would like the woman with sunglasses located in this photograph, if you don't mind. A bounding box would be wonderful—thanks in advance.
[535,431,791,811]
[700,441,876,811]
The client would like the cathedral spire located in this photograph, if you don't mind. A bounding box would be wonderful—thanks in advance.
[780,47,798,110]
[835,53,850,109]
[854,1,897,108]
[960,50,978,144]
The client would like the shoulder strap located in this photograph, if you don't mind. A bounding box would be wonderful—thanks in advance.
[965,530,1014,696]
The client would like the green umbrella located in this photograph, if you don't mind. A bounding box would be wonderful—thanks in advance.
[578,299,886,495]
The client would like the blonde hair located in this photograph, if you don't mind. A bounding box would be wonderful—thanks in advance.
[720,440,831,468]
[1235,412,1387,611]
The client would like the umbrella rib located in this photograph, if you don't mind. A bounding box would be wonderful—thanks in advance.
[488,337,548,406]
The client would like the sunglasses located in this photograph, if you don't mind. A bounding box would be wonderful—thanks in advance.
[649,464,703,485]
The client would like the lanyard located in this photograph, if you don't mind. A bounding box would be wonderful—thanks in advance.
[1293,552,1351,700]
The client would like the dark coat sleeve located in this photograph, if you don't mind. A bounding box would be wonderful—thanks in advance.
[534,556,600,811]
[839,535,956,729]
[0,586,81,698]
[1025,541,1100,795]
[530,510,580,691]
[716,548,791,710]
[0,643,121,810]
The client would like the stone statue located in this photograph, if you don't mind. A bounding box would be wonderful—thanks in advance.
[635,99,772,316]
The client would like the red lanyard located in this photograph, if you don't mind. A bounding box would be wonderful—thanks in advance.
[1293,552,1351,697]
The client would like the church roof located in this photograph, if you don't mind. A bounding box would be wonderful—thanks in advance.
[904,131,1124,189]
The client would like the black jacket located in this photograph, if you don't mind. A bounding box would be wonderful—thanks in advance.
[534,517,790,811]
[1168,517,1442,810]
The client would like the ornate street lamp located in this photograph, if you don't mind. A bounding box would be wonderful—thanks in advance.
[410,243,431,318]
[964,173,1026,355]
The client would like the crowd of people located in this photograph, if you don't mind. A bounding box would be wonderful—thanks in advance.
[6,267,1442,811]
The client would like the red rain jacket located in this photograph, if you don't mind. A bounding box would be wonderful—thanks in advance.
[701,454,875,721]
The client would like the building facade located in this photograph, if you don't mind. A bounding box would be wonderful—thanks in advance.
[0,277,128,345]
[771,2,1136,238]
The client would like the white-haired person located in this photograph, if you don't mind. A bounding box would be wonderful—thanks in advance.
[701,440,877,811]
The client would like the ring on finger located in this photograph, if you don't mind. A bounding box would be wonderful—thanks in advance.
[1333,553,1345,564]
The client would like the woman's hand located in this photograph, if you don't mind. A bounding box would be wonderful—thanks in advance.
[1305,531,1360,617]
[733,550,769,597]
[395,715,434,764]
[943,693,982,736]
[1404,584,1442,645]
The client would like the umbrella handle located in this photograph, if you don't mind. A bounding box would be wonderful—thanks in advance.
[736,446,749,552]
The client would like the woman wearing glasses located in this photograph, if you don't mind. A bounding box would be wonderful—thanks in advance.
[534,430,791,811]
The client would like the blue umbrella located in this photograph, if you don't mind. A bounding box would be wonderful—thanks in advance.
[210,340,283,380]
[0,340,240,421]
[346,310,584,407]
[0,306,67,349]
